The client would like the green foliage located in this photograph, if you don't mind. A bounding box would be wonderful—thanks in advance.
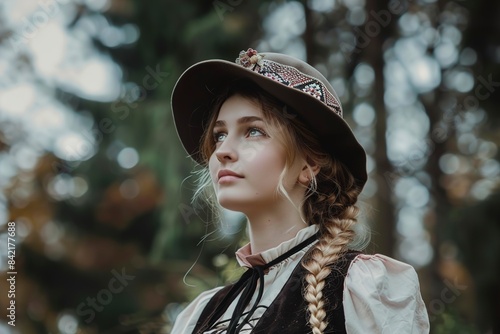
[432,308,481,334]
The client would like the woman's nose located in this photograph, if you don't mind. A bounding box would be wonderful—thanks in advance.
[214,137,238,162]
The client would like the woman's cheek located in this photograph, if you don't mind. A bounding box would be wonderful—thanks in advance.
[239,140,267,164]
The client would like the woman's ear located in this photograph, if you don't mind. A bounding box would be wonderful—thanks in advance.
[298,160,320,185]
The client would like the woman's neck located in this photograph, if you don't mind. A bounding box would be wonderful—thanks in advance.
[245,202,307,254]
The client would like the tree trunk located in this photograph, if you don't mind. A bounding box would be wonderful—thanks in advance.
[364,0,396,257]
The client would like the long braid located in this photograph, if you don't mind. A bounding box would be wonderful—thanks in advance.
[301,154,362,333]
[303,217,356,332]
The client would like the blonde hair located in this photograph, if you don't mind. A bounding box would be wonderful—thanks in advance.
[193,80,369,333]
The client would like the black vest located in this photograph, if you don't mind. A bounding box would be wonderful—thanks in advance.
[192,251,360,333]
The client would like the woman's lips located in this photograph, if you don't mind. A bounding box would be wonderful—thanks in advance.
[217,169,243,183]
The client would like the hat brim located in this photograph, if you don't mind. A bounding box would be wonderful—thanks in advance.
[171,59,367,189]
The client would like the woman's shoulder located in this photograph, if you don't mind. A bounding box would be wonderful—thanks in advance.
[344,253,424,303]
[347,253,419,279]
[342,253,430,333]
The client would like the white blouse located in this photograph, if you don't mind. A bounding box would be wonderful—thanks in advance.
[171,225,430,333]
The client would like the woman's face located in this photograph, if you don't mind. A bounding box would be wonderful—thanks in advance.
[208,94,302,213]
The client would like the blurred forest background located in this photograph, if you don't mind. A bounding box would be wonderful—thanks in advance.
[0,0,499,333]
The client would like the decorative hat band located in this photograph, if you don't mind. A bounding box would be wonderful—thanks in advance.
[235,48,342,118]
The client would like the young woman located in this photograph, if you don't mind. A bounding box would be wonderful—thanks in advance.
[170,48,429,333]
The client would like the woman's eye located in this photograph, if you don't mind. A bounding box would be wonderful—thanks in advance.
[247,127,266,137]
[213,132,226,142]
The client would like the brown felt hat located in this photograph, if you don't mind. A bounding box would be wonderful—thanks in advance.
[171,48,367,189]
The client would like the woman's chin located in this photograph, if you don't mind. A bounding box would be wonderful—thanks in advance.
[217,195,254,213]
[217,200,245,213]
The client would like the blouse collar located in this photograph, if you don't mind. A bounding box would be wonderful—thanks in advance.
[235,225,319,268]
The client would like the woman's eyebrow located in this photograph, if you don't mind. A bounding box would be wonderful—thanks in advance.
[237,116,264,124]
[214,116,264,127]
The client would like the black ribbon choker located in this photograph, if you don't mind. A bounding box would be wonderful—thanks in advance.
[198,233,319,334]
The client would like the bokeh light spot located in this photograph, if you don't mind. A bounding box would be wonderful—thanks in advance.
[117,147,139,169]
[439,154,460,174]
[353,103,375,126]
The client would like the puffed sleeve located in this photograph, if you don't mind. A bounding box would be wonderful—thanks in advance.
[171,287,222,334]
[343,254,429,334]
